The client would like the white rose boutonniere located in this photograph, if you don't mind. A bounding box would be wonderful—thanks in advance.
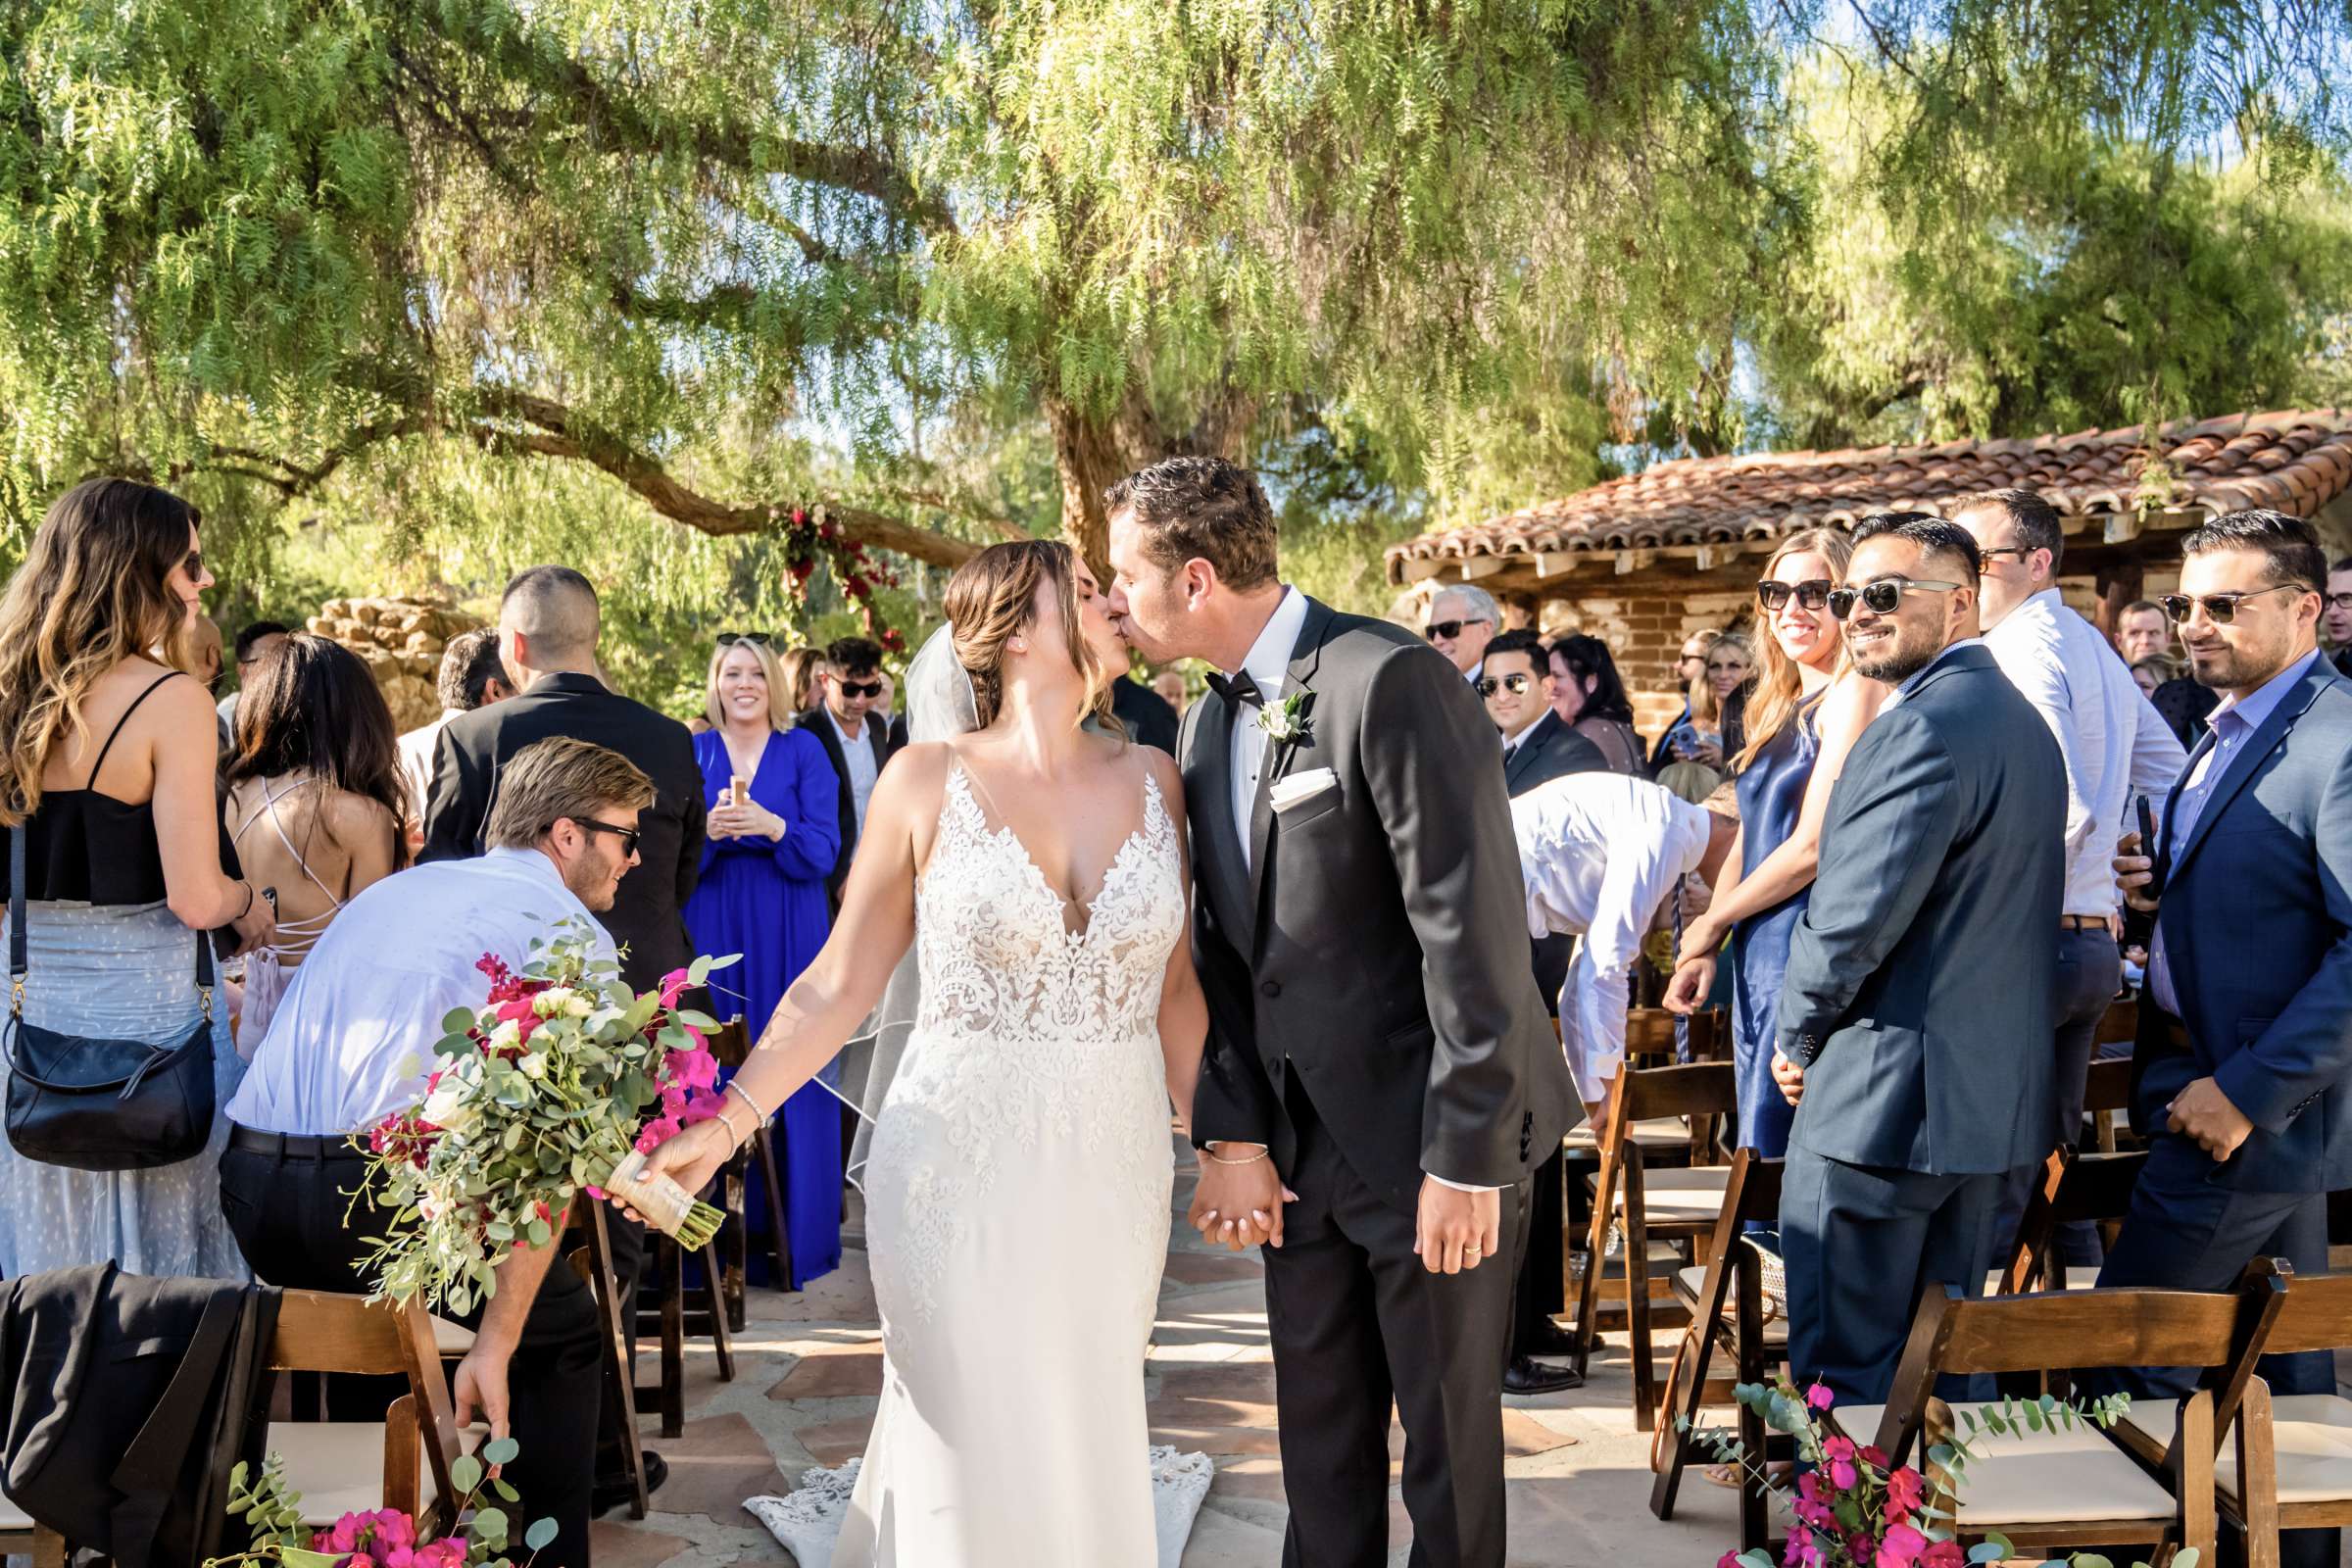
[1256,691,1310,744]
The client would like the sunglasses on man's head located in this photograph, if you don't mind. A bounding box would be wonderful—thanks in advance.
[715,631,773,647]
[1475,672,1537,698]
[835,678,884,699]
[2158,583,2308,624]
[1424,618,1491,642]
[1756,578,1833,612]
[1827,578,1965,620]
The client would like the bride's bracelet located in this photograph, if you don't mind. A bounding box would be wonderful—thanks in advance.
[1203,1145,1270,1167]
[725,1077,770,1123]
[710,1102,750,1152]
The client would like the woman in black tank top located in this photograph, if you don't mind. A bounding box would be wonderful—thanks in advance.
[0,477,270,1279]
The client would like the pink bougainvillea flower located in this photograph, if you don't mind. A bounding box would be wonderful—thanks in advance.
[1885,1465,1926,1518]
[658,968,693,1008]
[1922,1540,1965,1568]
[1875,1521,1929,1568]
[1861,1445,1890,1470]
[1822,1434,1860,1492]
[1719,1550,1744,1568]
[1805,1381,1835,1411]
[1783,1526,1819,1568]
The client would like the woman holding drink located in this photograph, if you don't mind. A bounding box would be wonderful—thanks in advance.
[683,633,845,1282]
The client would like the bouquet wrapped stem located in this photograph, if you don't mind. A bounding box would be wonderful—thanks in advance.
[357,924,739,1312]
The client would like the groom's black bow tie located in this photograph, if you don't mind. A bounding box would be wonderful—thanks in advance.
[1207,670,1264,710]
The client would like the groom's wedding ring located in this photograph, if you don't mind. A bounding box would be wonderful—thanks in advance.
[1463,1247,1482,1261]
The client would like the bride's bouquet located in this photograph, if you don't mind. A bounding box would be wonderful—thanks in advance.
[356,920,739,1312]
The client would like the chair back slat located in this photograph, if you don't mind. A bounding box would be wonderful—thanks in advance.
[2249,1266,2352,1356]
[1621,1061,1738,1122]
[709,1015,753,1069]
[1935,1287,2247,1374]
[2083,1056,2134,1114]
[270,1291,412,1373]
[2096,998,2139,1048]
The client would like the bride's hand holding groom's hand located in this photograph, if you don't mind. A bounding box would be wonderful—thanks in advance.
[1190,1147,1293,1252]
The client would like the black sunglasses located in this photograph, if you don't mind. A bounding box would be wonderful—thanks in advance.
[834,678,883,699]
[1475,672,1538,698]
[1424,618,1491,642]
[1756,578,1833,612]
[571,818,642,857]
[1827,578,1965,620]
[2159,584,2306,625]
[716,631,773,647]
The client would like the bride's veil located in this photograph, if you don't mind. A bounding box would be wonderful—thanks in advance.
[835,624,978,1191]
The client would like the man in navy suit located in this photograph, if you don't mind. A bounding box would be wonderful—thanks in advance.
[2105,510,2352,1568]
[1774,514,2066,1404]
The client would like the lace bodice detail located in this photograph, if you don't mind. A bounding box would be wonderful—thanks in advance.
[912,761,1181,1045]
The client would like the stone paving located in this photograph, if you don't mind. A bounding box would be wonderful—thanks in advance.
[592,1140,1754,1568]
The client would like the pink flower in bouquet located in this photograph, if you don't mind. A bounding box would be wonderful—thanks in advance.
[1844,1528,1876,1563]
[1922,1539,1964,1568]
[1875,1521,1929,1568]
[317,1514,364,1554]
[413,1540,468,1568]
[1805,1381,1834,1412]
[672,1045,718,1093]
[1861,1445,1889,1470]
[658,967,693,1008]
[1884,1464,1926,1523]
[369,1510,416,1549]
[1822,1434,1860,1491]
[1792,1473,1837,1530]
[1784,1526,1821,1568]
[1720,1550,1744,1568]
[475,954,545,1006]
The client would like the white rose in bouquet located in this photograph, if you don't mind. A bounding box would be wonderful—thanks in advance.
[420,1069,479,1137]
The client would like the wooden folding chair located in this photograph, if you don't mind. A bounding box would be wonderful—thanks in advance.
[568,1201,648,1519]
[2085,1052,2136,1154]
[633,1227,739,1439]
[1996,1147,2147,1296]
[2110,1263,2352,1568]
[711,1015,796,1300]
[1625,1005,1730,1066]
[267,1290,468,1532]
[1649,1148,1788,1546]
[1569,1059,1739,1423]
[1838,1264,2285,1568]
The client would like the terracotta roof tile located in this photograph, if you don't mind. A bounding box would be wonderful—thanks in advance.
[1389,410,2352,582]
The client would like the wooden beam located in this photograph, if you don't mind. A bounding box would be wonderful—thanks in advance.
[1533,551,1586,578]
[1460,555,1510,580]
[1616,549,1658,575]
[2101,511,2143,545]
[1399,557,1448,583]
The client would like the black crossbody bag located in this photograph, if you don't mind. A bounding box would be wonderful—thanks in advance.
[4,825,218,1170]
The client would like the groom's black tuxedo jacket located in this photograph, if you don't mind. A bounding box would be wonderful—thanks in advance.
[1181,594,1577,1211]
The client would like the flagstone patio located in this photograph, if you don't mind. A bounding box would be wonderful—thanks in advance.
[593,1137,1761,1568]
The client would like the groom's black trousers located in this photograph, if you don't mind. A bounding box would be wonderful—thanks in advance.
[1264,1081,1525,1568]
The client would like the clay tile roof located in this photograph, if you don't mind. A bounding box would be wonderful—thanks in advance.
[1385,410,2352,583]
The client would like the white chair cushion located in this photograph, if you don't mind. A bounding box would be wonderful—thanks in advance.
[1984,1266,2104,1294]
[0,1494,32,1531]
[1836,1402,2176,1525]
[1672,1265,1788,1346]
[1566,1116,1692,1151]
[1582,1165,1730,1223]
[430,1315,476,1356]
[2118,1394,2352,1506]
[279,1420,486,1524]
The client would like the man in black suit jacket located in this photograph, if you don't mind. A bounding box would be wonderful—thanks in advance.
[421,567,706,997]
[1108,671,1181,753]
[798,635,900,909]
[1775,515,2065,1406]
[417,564,705,1510]
[1479,629,1606,1394]
[1108,458,1573,1568]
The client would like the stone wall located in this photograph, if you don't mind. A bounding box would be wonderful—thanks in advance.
[306,597,484,732]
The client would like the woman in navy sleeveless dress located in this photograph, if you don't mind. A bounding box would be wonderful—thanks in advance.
[1663,527,1885,1157]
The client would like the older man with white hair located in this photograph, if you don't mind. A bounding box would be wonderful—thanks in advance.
[1427,583,1500,680]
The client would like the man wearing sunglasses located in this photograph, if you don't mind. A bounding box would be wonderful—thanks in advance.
[2097,514,2352,1568]
[1772,513,2067,1407]
[1425,584,1499,680]
[1476,628,1606,1395]
[2325,555,2352,678]
[800,634,903,910]
[1952,489,2186,1267]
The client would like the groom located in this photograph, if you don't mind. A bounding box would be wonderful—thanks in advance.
[1105,457,1575,1567]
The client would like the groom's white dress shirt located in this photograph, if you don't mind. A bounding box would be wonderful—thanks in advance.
[1510,772,1713,1102]
[226,847,614,1136]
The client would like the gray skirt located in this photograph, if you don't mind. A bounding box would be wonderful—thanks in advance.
[0,900,248,1280]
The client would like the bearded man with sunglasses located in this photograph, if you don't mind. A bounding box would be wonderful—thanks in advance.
[1771,514,2067,1406]
[2097,514,2352,1568]
[800,634,903,910]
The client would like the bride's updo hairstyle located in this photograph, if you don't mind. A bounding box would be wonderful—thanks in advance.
[944,539,1115,732]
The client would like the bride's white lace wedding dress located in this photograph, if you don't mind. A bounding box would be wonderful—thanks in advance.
[829,759,1182,1566]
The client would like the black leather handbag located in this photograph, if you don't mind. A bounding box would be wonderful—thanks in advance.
[4,825,218,1170]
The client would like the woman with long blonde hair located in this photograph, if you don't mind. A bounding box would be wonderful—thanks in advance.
[625,538,1206,1564]
[0,477,273,1278]
[682,631,844,1283]
[1664,526,1886,1158]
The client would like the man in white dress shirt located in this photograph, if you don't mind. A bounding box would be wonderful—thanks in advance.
[1509,771,1739,1117]
[220,737,656,1567]
[395,629,513,843]
[1953,490,2186,1258]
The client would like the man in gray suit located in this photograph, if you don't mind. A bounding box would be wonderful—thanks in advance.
[1105,457,1573,1568]
[1774,514,2066,1404]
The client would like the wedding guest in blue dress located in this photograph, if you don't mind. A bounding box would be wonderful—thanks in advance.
[684,634,843,1283]
[0,478,275,1279]
[1664,529,1883,1158]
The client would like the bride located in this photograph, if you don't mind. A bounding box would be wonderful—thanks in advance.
[628,539,1207,1565]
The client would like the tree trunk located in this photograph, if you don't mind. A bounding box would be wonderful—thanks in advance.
[1049,387,1259,579]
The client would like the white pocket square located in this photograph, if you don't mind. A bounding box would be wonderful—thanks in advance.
[1270,768,1339,810]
